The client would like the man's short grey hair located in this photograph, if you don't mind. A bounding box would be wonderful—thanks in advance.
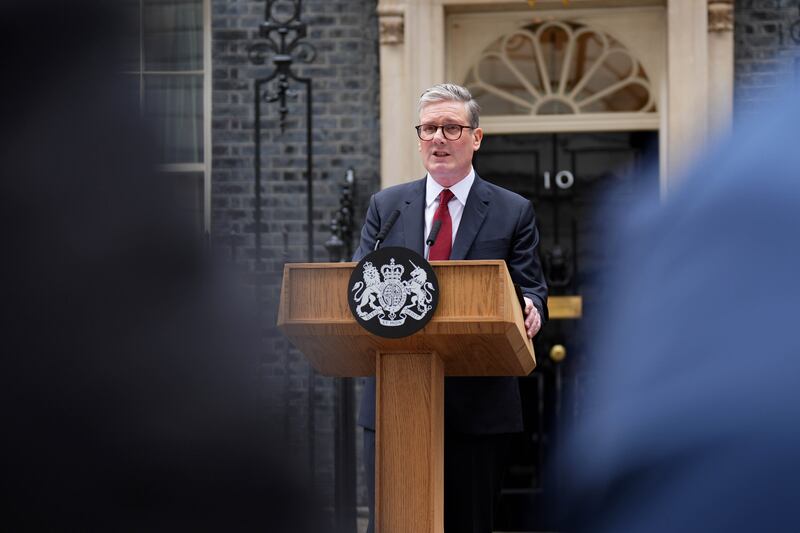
[418,83,481,128]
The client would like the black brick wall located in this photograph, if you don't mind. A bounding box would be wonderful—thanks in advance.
[210,0,380,519]
[735,1,800,117]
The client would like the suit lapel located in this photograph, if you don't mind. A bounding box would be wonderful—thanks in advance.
[400,177,426,255]
[451,174,491,260]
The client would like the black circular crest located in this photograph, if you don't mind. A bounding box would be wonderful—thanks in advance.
[348,247,439,339]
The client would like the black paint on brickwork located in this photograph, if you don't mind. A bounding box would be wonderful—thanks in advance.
[735,0,800,117]
[210,0,380,519]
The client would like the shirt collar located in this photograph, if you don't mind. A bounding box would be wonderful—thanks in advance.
[425,167,475,208]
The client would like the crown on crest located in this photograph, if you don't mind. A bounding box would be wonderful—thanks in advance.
[381,258,404,281]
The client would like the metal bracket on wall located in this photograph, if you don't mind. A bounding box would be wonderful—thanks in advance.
[246,0,323,518]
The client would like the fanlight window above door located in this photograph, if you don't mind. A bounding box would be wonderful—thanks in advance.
[464,21,655,116]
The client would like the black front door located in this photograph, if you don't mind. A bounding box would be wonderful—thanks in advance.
[473,131,659,531]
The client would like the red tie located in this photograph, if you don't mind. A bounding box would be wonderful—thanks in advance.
[429,189,454,260]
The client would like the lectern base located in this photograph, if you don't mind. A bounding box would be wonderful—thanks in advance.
[375,351,444,533]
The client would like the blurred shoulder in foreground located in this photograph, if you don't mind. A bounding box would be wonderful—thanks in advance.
[561,85,800,533]
[1,2,323,531]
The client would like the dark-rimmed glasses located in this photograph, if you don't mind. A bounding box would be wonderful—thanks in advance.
[415,124,473,141]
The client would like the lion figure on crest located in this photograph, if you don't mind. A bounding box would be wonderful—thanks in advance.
[352,261,383,318]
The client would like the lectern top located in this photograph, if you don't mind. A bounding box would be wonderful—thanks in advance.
[277,260,535,378]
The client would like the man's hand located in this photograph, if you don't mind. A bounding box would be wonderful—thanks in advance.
[523,297,541,339]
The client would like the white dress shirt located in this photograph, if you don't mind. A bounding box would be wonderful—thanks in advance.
[424,168,475,259]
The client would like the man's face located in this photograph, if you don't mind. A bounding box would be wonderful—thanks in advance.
[418,100,483,187]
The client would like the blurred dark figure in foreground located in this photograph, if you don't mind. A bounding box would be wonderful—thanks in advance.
[560,86,800,532]
[1,2,321,531]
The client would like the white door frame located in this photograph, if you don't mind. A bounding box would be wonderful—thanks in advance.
[376,0,734,196]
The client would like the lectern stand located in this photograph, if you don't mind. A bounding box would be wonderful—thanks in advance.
[278,260,536,533]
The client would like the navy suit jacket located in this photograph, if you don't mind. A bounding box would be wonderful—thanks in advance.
[353,173,548,434]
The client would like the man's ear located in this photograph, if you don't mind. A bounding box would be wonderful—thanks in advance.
[472,127,483,151]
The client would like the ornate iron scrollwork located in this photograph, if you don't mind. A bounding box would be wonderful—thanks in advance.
[248,1,317,132]
[246,0,318,497]
[248,0,316,276]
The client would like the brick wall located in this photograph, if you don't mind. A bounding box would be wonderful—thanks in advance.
[210,0,380,520]
[735,0,800,117]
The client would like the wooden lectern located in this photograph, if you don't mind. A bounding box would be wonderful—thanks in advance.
[277,260,536,533]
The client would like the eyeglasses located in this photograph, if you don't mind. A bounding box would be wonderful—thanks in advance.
[415,123,473,141]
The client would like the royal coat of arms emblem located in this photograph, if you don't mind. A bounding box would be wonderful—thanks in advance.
[348,247,439,338]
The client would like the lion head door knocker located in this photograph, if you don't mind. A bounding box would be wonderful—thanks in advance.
[544,243,574,289]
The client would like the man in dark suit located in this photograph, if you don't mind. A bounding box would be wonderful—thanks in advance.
[353,83,548,533]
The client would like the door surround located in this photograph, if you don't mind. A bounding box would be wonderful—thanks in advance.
[376,0,733,195]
